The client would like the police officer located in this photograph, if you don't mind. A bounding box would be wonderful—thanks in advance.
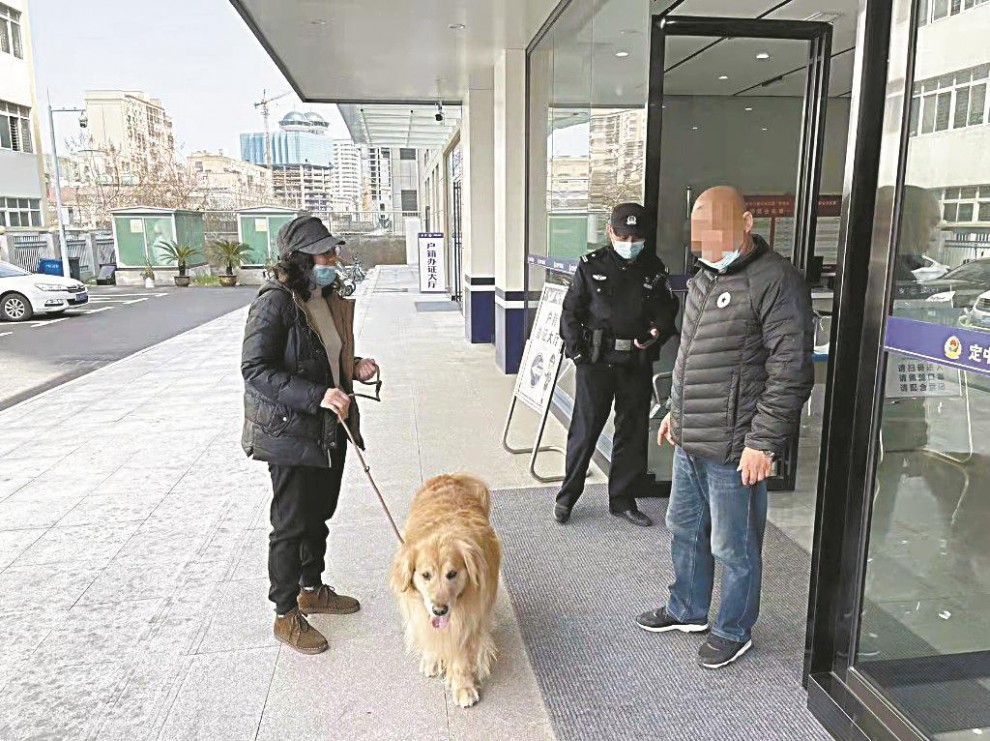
[555,203,679,527]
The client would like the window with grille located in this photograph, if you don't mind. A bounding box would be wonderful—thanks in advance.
[400,189,418,212]
[910,64,990,136]
[940,185,990,224]
[399,148,417,160]
[0,3,22,59]
[0,100,32,153]
[0,197,42,227]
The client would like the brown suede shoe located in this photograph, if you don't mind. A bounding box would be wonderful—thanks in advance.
[274,608,328,654]
[297,585,361,615]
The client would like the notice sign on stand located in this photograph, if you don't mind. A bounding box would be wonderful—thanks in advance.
[418,233,447,293]
[514,283,567,413]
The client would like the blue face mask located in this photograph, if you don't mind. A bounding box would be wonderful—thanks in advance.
[612,238,645,261]
[311,264,339,286]
[699,250,740,272]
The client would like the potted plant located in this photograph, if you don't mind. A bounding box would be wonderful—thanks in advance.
[208,240,251,287]
[160,240,198,287]
[141,261,155,289]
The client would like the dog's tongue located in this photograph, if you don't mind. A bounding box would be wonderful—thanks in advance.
[431,615,450,629]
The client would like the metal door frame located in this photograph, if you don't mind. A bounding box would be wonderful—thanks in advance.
[644,13,833,492]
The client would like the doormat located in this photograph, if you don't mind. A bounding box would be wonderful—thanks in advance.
[490,485,829,741]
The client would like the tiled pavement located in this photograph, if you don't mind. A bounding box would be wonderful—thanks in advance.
[0,267,564,741]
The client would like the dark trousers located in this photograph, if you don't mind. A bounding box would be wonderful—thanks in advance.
[557,362,652,512]
[268,444,346,615]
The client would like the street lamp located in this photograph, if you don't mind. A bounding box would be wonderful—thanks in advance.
[47,90,87,280]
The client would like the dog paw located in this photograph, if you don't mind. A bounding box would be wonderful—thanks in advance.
[419,657,444,678]
[453,685,480,708]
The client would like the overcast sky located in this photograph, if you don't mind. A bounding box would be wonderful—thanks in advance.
[30,0,351,157]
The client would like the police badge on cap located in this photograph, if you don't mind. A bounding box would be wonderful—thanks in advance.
[609,203,650,239]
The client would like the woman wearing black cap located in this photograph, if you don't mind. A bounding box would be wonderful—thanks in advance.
[241,215,380,654]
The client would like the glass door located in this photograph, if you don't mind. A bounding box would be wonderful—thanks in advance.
[644,14,834,492]
[849,0,990,736]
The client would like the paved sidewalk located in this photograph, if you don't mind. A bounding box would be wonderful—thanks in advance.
[0,267,563,740]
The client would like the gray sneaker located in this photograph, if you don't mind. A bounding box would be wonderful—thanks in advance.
[698,634,752,669]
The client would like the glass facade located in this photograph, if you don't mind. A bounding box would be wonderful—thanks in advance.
[851,2,990,736]
[525,1,990,737]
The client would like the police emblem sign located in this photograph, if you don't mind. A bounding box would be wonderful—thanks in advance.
[417,233,447,293]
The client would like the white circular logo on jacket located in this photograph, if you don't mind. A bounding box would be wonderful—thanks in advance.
[716,292,731,308]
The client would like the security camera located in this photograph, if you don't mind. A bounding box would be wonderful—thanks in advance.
[435,102,444,123]
[78,112,88,129]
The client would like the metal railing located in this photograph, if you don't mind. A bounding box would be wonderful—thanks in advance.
[199,210,421,241]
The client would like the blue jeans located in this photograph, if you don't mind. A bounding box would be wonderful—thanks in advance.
[665,446,768,643]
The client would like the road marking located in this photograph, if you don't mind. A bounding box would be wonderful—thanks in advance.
[30,318,68,328]
[0,332,11,338]
[89,292,166,299]
[89,296,154,305]
[76,307,112,315]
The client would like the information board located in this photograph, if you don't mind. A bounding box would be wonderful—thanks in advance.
[513,283,567,413]
[417,233,446,293]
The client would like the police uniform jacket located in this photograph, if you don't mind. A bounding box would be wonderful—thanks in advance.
[560,245,679,365]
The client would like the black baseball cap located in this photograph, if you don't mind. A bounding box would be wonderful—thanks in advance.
[609,203,650,239]
[277,216,345,260]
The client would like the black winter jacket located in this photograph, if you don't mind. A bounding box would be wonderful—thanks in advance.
[241,280,363,468]
[670,236,814,464]
[560,246,679,365]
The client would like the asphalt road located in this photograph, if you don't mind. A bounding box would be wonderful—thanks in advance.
[1,285,257,410]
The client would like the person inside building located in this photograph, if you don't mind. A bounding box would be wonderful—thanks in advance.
[555,202,680,527]
[636,185,814,669]
[241,215,380,655]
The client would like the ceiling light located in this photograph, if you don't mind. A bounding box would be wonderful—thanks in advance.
[762,127,769,131]
[719,75,729,80]
[756,52,772,60]
[310,19,327,25]
[448,23,465,30]
[615,51,630,58]
[692,126,699,130]
[745,106,754,111]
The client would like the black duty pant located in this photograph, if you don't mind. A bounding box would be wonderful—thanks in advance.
[268,444,346,615]
[557,362,652,512]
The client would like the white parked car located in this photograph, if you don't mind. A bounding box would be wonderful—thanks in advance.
[964,289,990,331]
[911,256,951,282]
[0,260,89,322]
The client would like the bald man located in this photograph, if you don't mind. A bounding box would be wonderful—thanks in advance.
[635,186,814,669]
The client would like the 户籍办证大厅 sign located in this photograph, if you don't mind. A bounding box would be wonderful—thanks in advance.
[417,233,447,293]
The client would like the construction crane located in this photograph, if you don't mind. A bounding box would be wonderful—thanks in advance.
[254,89,292,167]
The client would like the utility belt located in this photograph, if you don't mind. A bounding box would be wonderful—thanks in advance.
[582,327,643,364]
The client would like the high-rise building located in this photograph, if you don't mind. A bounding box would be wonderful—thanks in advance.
[0,0,46,228]
[588,109,646,211]
[362,146,423,215]
[240,111,337,213]
[240,111,335,168]
[187,151,274,209]
[83,90,175,173]
[331,138,361,212]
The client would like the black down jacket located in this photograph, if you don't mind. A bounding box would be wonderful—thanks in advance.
[669,236,814,464]
[241,280,363,468]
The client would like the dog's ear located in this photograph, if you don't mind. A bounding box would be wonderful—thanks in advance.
[457,540,485,592]
[390,545,416,594]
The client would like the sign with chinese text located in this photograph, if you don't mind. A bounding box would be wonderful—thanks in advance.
[884,316,990,379]
[417,233,447,293]
[884,357,960,399]
[514,283,567,413]
[745,194,842,267]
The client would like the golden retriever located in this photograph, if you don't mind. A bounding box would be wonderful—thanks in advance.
[390,474,501,708]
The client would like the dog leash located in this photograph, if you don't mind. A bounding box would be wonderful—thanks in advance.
[334,370,405,545]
